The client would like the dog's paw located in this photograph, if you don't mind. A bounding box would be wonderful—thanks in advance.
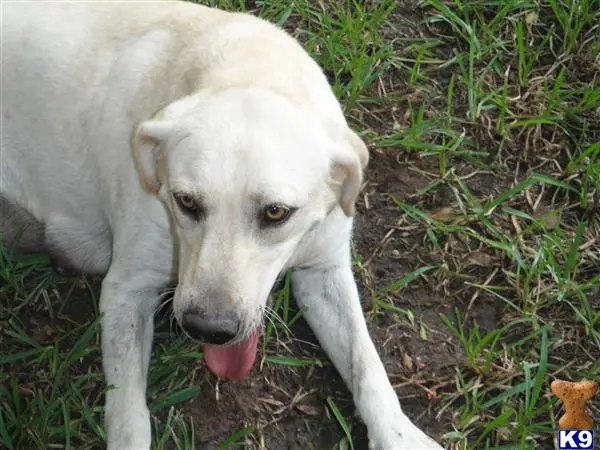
[368,420,443,450]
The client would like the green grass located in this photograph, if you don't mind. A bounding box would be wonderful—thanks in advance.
[2,1,599,449]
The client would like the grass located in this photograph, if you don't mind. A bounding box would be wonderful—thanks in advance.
[1,0,599,449]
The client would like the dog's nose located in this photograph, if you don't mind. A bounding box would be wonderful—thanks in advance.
[181,312,238,345]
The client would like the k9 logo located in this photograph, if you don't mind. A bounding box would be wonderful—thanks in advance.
[558,429,594,450]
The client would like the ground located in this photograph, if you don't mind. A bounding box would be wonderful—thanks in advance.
[1,1,599,450]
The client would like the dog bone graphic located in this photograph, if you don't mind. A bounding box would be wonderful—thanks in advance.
[551,379,598,429]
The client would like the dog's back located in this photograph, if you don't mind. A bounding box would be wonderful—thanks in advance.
[1,1,340,227]
[2,2,221,265]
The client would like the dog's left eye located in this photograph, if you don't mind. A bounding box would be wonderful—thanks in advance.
[173,193,204,220]
[262,204,293,225]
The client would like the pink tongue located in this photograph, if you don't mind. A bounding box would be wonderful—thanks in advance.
[203,329,260,380]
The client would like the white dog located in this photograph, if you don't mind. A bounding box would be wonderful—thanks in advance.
[1,2,442,449]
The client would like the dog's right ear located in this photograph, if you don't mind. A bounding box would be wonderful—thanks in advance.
[132,120,175,194]
[327,124,370,217]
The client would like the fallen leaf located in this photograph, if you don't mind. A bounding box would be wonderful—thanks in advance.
[402,353,414,373]
[533,207,560,229]
[295,403,320,416]
[467,250,495,267]
[419,323,428,341]
[429,206,455,221]
[525,11,538,24]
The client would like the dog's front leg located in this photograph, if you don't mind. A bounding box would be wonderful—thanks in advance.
[100,269,162,450]
[292,245,442,450]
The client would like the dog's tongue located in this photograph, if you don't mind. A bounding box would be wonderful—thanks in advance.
[203,329,260,380]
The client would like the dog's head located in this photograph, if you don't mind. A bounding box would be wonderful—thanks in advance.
[133,87,367,378]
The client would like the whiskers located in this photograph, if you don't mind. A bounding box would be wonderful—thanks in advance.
[153,287,181,335]
[262,304,291,337]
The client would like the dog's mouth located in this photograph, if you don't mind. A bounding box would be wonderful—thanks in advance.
[203,327,261,380]
[192,292,277,381]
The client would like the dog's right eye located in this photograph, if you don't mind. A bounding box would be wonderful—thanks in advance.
[173,193,203,220]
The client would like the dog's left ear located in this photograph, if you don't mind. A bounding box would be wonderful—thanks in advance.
[132,120,175,194]
[328,125,369,217]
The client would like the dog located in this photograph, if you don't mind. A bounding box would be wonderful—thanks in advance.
[1,2,443,449]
